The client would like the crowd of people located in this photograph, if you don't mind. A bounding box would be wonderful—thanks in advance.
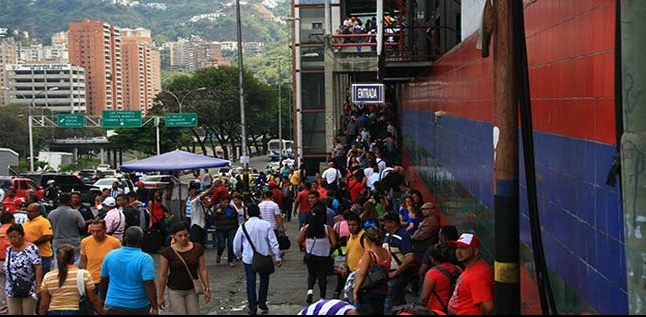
[0,85,495,315]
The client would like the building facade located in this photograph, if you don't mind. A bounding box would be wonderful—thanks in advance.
[0,38,18,104]
[120,27,161,115]
[167,36,229,72]
[68,19,123,115]
[3,63,86,113]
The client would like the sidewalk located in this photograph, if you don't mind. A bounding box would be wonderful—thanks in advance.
[157,216,323,315]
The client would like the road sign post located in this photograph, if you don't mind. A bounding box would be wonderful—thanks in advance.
[165,113,198,127]
[102,110,142,128]
[56,114,85,128]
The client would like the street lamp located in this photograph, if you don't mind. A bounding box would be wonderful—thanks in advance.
[29,87,59,172]
[160,87,206,113]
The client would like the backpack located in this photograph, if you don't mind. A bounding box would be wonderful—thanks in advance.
[431,265,462,314]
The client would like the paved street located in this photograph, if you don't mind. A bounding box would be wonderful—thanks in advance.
[156,215,331,315]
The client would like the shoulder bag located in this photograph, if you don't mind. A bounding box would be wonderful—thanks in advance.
[242,223,275,275]
[171,246,205,295]
[359,250,389,292]
[76,269,94,315]
[7,248,31,298]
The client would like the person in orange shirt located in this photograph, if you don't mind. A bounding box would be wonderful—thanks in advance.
[447,233,494,315]
[80,219,122,302]
[22,203,54,278]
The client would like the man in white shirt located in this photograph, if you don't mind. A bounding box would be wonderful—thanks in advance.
[258,191,284,232]
[233,205,282,315]
[102,197,125,242]
[321,162,341,193]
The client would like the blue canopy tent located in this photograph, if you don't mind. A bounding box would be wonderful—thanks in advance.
[120,150,230,221]
[120,149,230,172]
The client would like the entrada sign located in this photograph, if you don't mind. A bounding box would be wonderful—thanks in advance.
[351,83,384,104]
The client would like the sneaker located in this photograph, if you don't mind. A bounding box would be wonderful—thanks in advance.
[258,304,269,313]
[216,255,221,264]
[306,293,313,304]
[229,262,236,268]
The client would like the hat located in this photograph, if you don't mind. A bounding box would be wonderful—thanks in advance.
[268,180,276,188]
[383,212,400,223]
[450,233,480,248]
[420,202,435,210]
[102,197,116,207]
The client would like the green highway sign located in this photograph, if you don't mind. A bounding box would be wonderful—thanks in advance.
[56,114,85,128]
[165,113,198,127]
[102,110,142,128]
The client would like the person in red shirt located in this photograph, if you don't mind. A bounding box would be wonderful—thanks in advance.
[293,182,312,228]
[207,179,229,208]
[269,181,284,210]
[347,172,364,203]
[447,233,494,315]
[419,242,462,314]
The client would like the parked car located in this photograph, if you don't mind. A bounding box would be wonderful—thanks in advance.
[0,176,44,201]
[92,177,135,194]
[96,164,111,171]
[20,173,101,204]
[77,169,100,185]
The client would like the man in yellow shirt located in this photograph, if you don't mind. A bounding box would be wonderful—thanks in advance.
[23,203,53,278]
[80,219,121,301]
[334,213,365,298]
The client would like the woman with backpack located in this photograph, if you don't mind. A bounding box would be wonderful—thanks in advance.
[418,242,463,314]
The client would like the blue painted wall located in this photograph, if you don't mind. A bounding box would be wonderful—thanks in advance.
[402,109,627,314]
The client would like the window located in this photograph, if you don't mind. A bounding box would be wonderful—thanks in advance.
[302,112,326,154]
[299,8,325,44]
[301,46,324,70]
[301,73,325,109]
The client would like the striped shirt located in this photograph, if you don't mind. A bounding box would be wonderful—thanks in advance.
[41,267,94,311]
[298,299,355,315]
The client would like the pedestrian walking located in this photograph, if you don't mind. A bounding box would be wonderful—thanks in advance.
[4,223,42,315]
[99,226,157,315]
[233,205,282,315]
[79,219,122,301]
[38,244,104,315]
[158,222,211,315]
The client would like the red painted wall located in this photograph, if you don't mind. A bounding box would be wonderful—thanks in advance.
[404,0,616,145]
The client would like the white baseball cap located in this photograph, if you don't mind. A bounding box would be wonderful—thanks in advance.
[102,197,116,207]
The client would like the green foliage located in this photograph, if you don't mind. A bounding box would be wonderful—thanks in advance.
[106,120,193,155]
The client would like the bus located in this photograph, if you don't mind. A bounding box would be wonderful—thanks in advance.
[267,139,294,161]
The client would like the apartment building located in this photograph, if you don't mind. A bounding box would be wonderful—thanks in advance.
[121,27,161,115]
[68,19,123,115]
[168,36,229,72]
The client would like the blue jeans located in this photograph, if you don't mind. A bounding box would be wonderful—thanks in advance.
[383,269,415,315]
[244,263,270,315]
[41,256,53,279]
[298,212,308,228]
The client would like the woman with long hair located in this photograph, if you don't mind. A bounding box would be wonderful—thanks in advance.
[158,222,210,315]
[297,203,337,304]
[4,223,42,315]
[352,226,390,314]
[39,243,103,315]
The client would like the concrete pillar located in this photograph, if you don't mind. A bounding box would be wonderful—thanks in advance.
[620,1,646,314]
[324,44,336,156]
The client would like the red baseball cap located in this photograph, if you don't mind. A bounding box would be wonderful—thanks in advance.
[450,233,480,248]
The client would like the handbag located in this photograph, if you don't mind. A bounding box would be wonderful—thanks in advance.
[359,251,389,292]
[276,230,291,250]
[76,269,94,315]
[8,249,31,298]
[242,224,275,275]
[171,247,205,295]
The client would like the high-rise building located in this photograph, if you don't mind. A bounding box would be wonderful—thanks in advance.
[121,27,160,115]
[0,38,18,104]
[167,36,229,72]
[68,19,123,115]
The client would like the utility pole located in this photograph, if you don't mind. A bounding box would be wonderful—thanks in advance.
[236,0,250,201]
[493,0,520,314]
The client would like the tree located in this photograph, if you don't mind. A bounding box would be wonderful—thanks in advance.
[107,120,193,155]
